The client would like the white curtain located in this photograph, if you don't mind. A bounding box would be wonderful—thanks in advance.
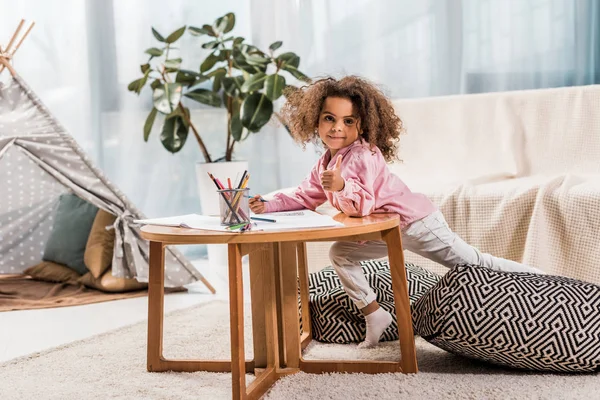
[1,0,598,231]
[252,0,600,186]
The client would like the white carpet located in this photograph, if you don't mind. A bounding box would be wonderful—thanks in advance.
[1,300,598,400]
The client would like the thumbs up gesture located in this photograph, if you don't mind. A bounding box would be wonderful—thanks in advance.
[321,155,345,192]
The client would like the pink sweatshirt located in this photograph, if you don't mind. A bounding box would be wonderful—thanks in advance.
[264,140,437,228]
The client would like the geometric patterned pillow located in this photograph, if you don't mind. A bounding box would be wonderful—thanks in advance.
[305,260,441,344]
[412,264,600,372]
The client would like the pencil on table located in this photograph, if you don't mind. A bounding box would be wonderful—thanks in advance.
[250,216,276,223]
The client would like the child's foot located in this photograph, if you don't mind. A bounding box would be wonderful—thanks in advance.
[358,308,393,349]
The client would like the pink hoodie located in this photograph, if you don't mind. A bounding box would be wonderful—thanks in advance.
[264,140,437,228]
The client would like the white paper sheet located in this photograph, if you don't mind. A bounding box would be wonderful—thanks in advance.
[134,210,343,232]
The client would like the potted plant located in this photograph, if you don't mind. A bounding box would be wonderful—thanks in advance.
[127,12,310,217]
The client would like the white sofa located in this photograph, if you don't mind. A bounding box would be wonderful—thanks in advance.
[271,85,600,285]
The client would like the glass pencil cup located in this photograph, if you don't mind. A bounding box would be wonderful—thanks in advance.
[217,188,250,226]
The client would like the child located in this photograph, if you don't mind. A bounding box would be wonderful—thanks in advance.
[249,76,545,349]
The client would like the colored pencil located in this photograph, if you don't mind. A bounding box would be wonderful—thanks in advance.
[250,216,276,223]
[245,195,267,202]
[226,173,250,220]
[207,173,241,223]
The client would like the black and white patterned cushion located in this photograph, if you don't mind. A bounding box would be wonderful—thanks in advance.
[302,260,441,343]
[412,264,600,372]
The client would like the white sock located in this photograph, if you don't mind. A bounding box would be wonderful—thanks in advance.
[358,308,393,349]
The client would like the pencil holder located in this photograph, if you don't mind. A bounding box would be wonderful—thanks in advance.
[217,188,250,226]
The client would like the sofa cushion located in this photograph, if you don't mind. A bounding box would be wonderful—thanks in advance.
[305,260,441,343]
[43,193,99,275]
[412,264,600,372]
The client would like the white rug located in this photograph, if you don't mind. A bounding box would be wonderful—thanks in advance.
[1,300,598,399]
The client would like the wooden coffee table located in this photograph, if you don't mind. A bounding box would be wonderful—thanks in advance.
[140,213,417,400]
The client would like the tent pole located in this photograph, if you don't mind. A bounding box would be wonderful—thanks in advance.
[0,20,34,76]
[5,19,25,54]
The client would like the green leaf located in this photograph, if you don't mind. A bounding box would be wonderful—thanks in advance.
[165,26,186,43]
[230,113,243,141]
[213,13,235,35]
[223,12,236,33]
[246,54,270,66]
[265,74,286,100]
[232,47,263,74]
[222,76,245,96]
[213,73,223,92]
[127,75,148,95]
[152,83,183,114]
[152,27,165,42]
[282,65,310,82]
[160,114,188,153]
[150,79,162,90]
[218,49,231,61]
[202,41,219,50]
[233,37,244,46]
[269,41,283,51]
[201,52,219,73]
[184,88,222,107]
[208,68,227,92]
[202,24,217,37]
[276,52,300,68]
[164,58,182,69]
[143,108,158,142]
[140,63,151,74]
[175,70,203,86]
[188,26,210,36]
[207,67,227,78]
[241,72,267,93]
[241,93,273,132]
[145,47,163,57]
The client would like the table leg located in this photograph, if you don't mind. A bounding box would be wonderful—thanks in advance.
[147,241,165,372]
[228,243,246,399]
[271,243,286,366]
[249,246,267,368]
[296,242,312,349]
[279,242,301,369]
[382,226,418,373]
[249,243,281,369]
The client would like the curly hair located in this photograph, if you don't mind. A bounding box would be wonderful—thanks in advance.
[280,76,404,162]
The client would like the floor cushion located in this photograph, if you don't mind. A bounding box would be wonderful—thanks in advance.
[23,261,81,284]
[412,264,600,372]
[84,209,117,278]
[305,260,441,343]
[79,269,147,293]
[43,193,99,275]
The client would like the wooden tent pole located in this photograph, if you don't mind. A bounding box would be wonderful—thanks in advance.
[0,20,34,76]
[5,19,25,54]
[0,57,17,77]
[11,22,35,56]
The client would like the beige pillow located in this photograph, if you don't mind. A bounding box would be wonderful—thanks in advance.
[84,209,117,278]
[24,261,81,284]
[78,269,147,293]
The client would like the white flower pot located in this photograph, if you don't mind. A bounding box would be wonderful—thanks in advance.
[195,160,249,276]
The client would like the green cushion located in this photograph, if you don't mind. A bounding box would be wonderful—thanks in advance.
[43,193,99,274]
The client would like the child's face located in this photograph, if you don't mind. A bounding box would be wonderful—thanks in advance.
[317,97,360,155]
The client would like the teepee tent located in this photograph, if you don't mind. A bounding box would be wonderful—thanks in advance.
[0,20,214,292]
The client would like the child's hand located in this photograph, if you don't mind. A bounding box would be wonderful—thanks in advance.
[321,155,345,192]
[249,195,265,214]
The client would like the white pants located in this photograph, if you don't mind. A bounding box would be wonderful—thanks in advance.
[329,210,545,308]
